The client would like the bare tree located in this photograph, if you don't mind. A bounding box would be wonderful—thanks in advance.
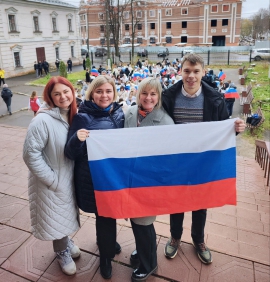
[250,8,270,39]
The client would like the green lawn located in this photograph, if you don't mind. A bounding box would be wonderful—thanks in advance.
[28,71,86,89]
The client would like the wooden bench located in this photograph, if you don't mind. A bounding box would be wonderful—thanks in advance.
[240,83,252,105]
[246,107,265,134]
[242,90,254,115]
[239,72,248,85]
[238,66,245,75]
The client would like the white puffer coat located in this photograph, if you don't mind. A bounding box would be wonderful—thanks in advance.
[23,103,80,240]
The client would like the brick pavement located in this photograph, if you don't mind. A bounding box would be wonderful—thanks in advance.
[0,124,269,282]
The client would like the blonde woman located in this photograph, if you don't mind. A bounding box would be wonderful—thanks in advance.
[65,75,124,279]
[124,77,174,281]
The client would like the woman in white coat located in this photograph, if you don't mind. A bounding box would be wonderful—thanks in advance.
[23,77,81,276]
[124,77,174,282]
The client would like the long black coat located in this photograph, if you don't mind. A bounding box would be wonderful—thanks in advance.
[65,101,124,213]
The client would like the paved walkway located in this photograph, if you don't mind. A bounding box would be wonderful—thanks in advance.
[0,67,269,281]
[0,124,269,281]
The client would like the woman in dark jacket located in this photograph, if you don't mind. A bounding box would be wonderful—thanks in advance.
[1,84,13,115]
[65,75,124,280]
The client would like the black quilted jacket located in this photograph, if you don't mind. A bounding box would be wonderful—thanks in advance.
[65,101,124,213]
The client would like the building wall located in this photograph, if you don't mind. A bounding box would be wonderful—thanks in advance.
[0,0,80,78]
[80,0,242,47]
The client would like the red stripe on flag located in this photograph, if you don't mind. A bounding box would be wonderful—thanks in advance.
[94,178,236,219]
[220,73,226,80]
[224,93,240,98]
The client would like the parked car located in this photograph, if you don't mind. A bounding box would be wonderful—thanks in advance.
[157,48,169,57]
[251,48,270,61]
[95,47,107,57]
[183,49,194,55]
[137,48,148,57]
[81,48,88,56]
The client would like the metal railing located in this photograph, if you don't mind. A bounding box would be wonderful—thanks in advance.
[255,139,270,192]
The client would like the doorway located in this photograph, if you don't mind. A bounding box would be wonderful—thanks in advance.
[36,47,46,62]
[212,36,225,46]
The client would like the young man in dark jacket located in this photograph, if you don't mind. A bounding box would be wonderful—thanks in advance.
[162,53,245,264]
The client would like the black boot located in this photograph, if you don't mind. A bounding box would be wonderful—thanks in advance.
[100,257,112,279]
[130,250,140,268]
[131,265,157,282]
[97,241,122,255]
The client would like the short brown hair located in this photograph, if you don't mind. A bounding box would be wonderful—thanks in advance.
[181,53,205,69]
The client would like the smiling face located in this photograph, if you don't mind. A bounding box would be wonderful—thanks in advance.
[51,83,74,109]
[92,82,114,109]
[139,87,159,111]
[180,61,205,96]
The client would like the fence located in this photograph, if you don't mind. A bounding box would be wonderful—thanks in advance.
[87,47,254,66]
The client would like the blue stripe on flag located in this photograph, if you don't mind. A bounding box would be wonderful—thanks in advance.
[89,147,236,191]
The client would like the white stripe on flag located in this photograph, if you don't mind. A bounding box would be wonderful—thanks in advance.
[87,119,236,161]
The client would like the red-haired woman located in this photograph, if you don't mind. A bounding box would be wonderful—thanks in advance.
[23,76,81,276]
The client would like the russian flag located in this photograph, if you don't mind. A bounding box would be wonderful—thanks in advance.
[224,88,240,99]
[218,71,226,81]
[132,72,141,81]
[86,119,237,219]
[91,69,99,77]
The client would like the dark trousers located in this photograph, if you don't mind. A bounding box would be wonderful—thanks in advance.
[225,99,235,116]
[0,78,5,86]
[38,69,42,76]
[170,209,207,244]
[131,221,157,273]
[96,214,116,259]
[68,66,72,72]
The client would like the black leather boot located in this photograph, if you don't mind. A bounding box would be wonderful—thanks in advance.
[100,257,112,279]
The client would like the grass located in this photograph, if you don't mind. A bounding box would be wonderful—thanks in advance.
[243,61,270,138]
[29,71,86,89]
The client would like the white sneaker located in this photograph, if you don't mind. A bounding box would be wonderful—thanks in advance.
[56,248,76,275]
[67,237,81,258]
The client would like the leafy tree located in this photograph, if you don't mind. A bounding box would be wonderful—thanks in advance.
[240,18,253,38]
[86,57,91,69]
[59,61,67,78]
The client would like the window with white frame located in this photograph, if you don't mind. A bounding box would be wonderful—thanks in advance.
[14,52,21,67]
[51,12,58,32]
[124,37,130,44]
[222,4,229,12]
[71,46,74,57]
[100,38,105,45]
[149,10,155,17]
[181,8,188,15]
[137,23,142,30]
[137,37,143,44]
[8,15,17,32]
[11,44,22,67]
[68,19,72,31]
[66,14,73,32]
[55,47,59,59]
[31,10,41,32]
[98,13,104,20]
[33,16,40,32]
[211,5,218,13]
[52,18,57,31]
[123,11,129,20]
[165,9,172,16]
[136,11,142,18]
[150,37,155,44]
[6,7,18,32]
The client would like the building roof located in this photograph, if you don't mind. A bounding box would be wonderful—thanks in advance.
[27,0,78,8]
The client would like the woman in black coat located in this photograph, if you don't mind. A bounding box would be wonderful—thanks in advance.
[65,75,124,280]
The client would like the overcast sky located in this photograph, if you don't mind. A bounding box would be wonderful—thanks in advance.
[65,0,269,18]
